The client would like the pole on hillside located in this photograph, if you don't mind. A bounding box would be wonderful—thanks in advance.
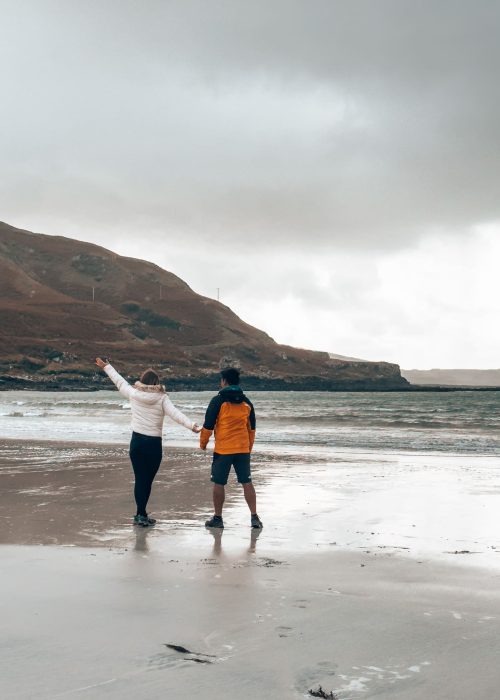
[92,287,95,302]
[217,287,220,301]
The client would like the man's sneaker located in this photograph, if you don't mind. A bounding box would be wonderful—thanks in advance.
[133,515,150,527]
[205,515,224,529]
[251,514,263,529]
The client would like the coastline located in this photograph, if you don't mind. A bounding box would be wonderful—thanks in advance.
[1,374,499,392]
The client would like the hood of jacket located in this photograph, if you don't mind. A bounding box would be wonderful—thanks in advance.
[132,381,166,404]
[134,381,165,393]
[218,386,246,404]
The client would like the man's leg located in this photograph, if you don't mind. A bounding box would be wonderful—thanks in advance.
[242,481,256,513]
[235,454,256,513]
[213,484,225,517]
[235,454,263,528]
[206,454,230,527]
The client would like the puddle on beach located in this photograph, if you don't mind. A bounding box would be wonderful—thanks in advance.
[1,439,500,568]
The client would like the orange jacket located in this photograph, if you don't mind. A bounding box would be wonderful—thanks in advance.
[200,387,256,454]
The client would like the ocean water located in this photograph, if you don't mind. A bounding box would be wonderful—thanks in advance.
[0,389,498,455]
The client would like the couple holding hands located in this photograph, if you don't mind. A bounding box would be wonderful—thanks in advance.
[95,358,263,531]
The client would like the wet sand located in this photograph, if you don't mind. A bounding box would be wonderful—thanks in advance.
[2,439,500,699]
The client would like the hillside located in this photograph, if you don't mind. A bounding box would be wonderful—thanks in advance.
[0,222,409,391]
[402,368,500,387]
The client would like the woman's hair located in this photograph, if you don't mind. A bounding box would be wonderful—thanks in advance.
[139,368,160,385]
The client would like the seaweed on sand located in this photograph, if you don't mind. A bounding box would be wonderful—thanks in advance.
[164,643,216,664]
[308,686,338,699]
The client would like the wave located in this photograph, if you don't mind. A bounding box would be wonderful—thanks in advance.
[1,390,498,456]
[265,415,498,431]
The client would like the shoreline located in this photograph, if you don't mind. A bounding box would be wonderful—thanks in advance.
[2,438,499,567]
[1,376,499,392]
[3,438,500,698]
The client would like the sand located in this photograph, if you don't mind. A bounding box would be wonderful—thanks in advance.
[1,439,500,699]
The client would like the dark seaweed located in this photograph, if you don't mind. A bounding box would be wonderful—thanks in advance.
[309,687,338,699]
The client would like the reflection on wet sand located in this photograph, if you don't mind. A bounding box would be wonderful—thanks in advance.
[0,440,252,548]
[205,527,262,557]
[3,437,500,568]
[134,527,150,552]
[206,528,223,556]
[248,528,262,554]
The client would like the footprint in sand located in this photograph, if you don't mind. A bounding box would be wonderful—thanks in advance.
[145,652,182,671]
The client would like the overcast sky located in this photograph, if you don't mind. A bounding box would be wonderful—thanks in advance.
[1,0,499,368]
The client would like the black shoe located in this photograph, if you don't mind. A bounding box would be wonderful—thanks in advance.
[205,515,224,529]
[133,515,151,527]
[251,514,263,529]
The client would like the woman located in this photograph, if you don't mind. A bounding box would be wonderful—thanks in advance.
[95,357,201,527]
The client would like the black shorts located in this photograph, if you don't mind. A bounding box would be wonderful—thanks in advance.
[211,452,251,486]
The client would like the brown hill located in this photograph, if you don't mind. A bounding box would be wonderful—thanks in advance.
[0,222,409,390]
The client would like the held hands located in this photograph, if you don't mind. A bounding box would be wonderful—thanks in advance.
[194,423,207,449]
[95,357,109,369]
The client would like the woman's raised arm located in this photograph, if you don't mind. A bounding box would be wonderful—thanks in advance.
[95,358,135,400]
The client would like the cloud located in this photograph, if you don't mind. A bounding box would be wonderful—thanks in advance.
[2,1,500,253]
[1,2,499,368]
[209,226,500,368]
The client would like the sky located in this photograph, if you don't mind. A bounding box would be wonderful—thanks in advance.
[1,0,499,369]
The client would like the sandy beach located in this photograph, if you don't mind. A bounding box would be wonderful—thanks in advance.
[2,438,500,699]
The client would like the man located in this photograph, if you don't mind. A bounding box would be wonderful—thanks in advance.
[200,367,263,529]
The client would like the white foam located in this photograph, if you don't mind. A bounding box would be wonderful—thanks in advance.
[339,678,369,692]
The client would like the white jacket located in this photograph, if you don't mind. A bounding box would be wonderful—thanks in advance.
[104,364,195,437]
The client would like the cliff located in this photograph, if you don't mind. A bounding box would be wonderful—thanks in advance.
[0,222,410,391]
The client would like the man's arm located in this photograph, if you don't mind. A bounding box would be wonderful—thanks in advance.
[246,400,256,452]
[200,395,222,450]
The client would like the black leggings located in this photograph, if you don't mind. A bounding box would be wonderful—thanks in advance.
[129,431,163,516]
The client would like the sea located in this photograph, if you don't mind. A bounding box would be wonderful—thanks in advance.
[0,389,498,456]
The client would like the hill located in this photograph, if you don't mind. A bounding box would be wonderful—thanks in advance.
[0,222,409,391]
[402,368,500,387]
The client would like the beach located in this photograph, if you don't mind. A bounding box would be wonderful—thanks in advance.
[4,538,500,700]
[1,390,499,699]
